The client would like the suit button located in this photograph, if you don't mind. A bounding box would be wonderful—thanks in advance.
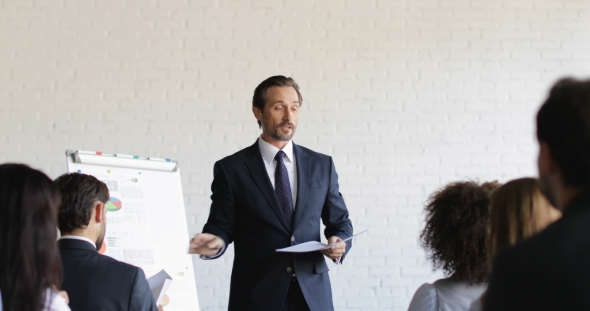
[291,236,295,242]
[286,267,292,273]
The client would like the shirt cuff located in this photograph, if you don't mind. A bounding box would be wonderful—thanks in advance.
[199,243,226,260]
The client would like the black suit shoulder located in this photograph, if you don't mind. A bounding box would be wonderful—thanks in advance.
[59,240,156,311]
[95,251,146,276]
[486,205,590,310]
[61,244,143,277]
[295,144,332,161]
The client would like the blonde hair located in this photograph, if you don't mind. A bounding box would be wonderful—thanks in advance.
[488,177,561,264]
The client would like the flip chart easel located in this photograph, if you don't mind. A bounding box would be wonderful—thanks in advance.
[65,150,200,310]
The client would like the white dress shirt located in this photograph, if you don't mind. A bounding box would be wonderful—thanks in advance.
[257,137,298,207]
[45,290,71,311]
[202,137,298,260]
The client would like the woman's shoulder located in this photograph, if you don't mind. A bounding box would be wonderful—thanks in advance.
[44,290,71,311]
[0,289,70,311]
[407,282,438,311]
[433,278,487,311]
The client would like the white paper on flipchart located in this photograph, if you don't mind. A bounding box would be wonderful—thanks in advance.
[65,151,200,310]
[275,230,368,253]
[147,269,173,304]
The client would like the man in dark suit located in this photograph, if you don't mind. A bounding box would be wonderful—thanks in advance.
[55,173,158,311]
[485,78,590,310]
[189,75,353,311]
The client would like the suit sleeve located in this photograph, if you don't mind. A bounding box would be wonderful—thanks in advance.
[321,157,354,260]
[129,268,158,311]
[201,161,235,257]
[484,249,518,311]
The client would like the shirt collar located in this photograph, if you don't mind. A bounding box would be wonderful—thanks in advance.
[257,136,294,164]
[59,235,97,247]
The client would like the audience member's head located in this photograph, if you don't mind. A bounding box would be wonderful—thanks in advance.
[0,163,63,311]
[537,78,590,209]
[421,180,501,284]
[54,173,109,249]
[488,177,561,261]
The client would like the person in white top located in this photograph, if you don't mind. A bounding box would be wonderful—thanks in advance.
[0,164,71,311]
[407,181,500,311]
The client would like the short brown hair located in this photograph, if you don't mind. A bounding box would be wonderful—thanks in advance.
[252,75,302,128]
[537,78,590,187]
[488,178,560,265]
[55,173,109,233]
[421,180,501,284]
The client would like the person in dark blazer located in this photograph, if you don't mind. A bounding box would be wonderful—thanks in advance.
[189,75,354,311]
[484,78,590,310]
[54,173,158,311]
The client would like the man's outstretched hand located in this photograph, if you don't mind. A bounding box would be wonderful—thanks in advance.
[189,233,224,257]
[320,236,346,261]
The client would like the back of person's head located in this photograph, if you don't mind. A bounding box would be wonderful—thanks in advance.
[0,163,63,311]
[537,78,590,188]
[421,180,501,284]
[54,173,109,234]
[488,178,561,261]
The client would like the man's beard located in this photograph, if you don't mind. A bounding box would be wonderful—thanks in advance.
[265,121,296,141]
[95,222,106,250]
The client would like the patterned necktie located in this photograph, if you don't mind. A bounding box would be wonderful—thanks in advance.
[274,150,294,226]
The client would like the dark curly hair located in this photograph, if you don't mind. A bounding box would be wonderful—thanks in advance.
[420,180,500,284]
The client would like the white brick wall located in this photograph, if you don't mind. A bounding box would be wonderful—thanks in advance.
[1,0,590,310]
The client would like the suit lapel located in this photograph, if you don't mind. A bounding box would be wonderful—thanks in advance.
[245,141,291,231]
[292,143,310,230]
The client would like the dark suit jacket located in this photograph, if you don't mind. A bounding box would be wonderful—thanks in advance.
[202,141,353,311]
[485,191,590,310]
[59,239,158,311]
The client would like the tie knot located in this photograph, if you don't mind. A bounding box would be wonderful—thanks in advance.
[274,150,286,161]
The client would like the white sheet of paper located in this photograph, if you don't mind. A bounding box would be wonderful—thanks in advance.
[159,279,172,305]
[147,269,173,304]
[275,229,368,253]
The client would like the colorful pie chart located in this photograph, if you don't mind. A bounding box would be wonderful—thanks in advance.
[106,197,122,212]
[159,295,169,307]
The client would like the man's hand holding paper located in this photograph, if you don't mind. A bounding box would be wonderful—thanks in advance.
[320,236,346,261]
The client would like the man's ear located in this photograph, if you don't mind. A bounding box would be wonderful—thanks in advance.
[252,106,262,122]
[95,202,105,223]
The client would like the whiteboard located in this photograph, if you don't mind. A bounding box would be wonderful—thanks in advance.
[65,150,200,310]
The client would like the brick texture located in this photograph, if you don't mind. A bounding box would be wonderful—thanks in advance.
[2,0,590,310]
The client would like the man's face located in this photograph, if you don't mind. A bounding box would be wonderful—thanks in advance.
[255,86,300,142]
